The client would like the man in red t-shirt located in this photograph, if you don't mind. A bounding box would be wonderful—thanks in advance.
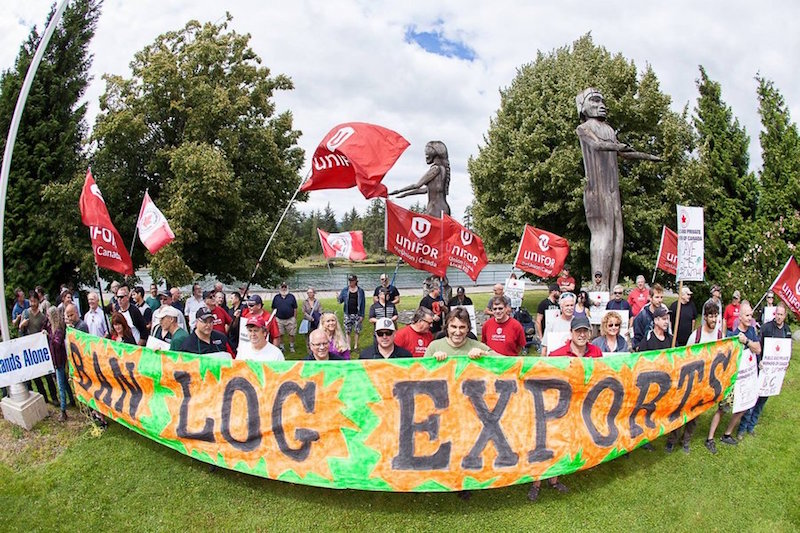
[481,296,526,356]
[549,316,602,358]
[557,265,576,293]
[394,307,435,357]
[723,290,741,331]
[627,275,650,317]
[204,290,232,335]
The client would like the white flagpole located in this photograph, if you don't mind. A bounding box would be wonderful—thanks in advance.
[653,225,666,284]
[129,187,148,260]
[0,0,71,343]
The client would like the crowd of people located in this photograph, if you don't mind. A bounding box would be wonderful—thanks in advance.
[6,270,790,503]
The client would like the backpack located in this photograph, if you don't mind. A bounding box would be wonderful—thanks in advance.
[694,327,722,344]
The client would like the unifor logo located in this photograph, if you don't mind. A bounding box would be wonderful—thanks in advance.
[90,183,105,203]
[538,234,550,252]
[326,126,355,151]
[411,217,431,239]
[460,230,473,246]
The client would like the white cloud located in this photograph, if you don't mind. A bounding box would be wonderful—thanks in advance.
[2,1,798,222]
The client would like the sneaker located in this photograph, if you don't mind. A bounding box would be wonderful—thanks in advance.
[720,434,738,445]
[58,410,68,422]
[641,442,654,452]
[665,441,675,453]
[705,439,717,454]
[527,484,540,502]
[747,429,756,436]
[682,441,690,454]
[548,480,569,494]
[736,431,744,440]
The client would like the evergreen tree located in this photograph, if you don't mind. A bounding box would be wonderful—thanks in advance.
[361,199,385,254]
[691,66,760,288]
[0,0,101,297]
[468,34,693,279]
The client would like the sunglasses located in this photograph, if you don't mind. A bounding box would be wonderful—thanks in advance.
[376,330,393,337]
[607,323,621,327]
[247,302,256,307]
[613,291,622,295]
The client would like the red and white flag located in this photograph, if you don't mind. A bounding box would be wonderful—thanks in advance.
[770,256,800,319]
[656,226,679,275]
[513,225,569,278]
[442,215,488,281]
[317,229,367,261]
[136,191,175,254]
[384,201,446,277]
[300,122,410,199]
[79,169,134,276]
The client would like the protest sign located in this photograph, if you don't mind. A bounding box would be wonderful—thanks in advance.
[676,206,704,282]
[67,329,740,492]
[758,337,792,397]
[504,278,525,309]
[732,349,759,413]
[762,306,776,324]
[0,332,54,388]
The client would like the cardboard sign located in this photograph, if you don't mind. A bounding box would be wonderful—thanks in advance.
[732,349,759,413]
[0,332,54,388]
[676,205,704,282]
[758,337,792,397]
[504,278,525,309]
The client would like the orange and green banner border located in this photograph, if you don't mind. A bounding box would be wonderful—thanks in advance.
[66,329,740,492]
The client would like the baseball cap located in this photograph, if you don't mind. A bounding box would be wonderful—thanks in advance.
[653,306,670,318]
[348,274,357,281]
[203,290,215,300]
[594,271,602,277]
[375,318,396,332]
[246,315,266,328]
[457,286,466,294]
[732,290,741,299]
[196,308,214,321]
[681,286,693,296]
[380,273,388,281]
[711,284,721,292]
[247,294,263,306]
[548,283,560,292]
[570,316,591,331]
[280,282,288,288]
[158,290,170,299]
[156,306,181,320]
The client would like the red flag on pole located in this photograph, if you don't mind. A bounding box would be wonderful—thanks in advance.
[385,201,446,277]
[513,225,569,278]
[770,256,800,319]
[79,169,134,275]
[136,191,175,254]
[656,226,679,275]
[300,122,410,199]
[317,229,367,261]
[442,215,488,281]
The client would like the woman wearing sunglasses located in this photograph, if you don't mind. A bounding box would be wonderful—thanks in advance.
[591,311,628,353]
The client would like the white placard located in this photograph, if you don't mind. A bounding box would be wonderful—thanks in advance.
[146,335,171,351]
[504,278,525,309]
[588,291,609,313]
[676,205,704,282]
[762,306,776,324]
[545,308,561,327]
[758,337,792,397]
[0,332,54,388]
[237,342,285,362]
[545,331,570,353]
[733,349,759,413]
[452,305,478,337]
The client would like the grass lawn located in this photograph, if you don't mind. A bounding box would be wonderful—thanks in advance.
[1,290,798,531]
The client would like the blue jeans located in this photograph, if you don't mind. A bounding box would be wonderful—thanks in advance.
[55,367,69,411]
[739,396,768,433]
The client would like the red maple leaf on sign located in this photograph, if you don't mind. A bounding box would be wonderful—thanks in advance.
[681,214,687,224]
[748,353,754,362]
[775,345,780,352]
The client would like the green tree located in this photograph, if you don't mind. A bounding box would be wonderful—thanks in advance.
[48,15,304,286]
[361,199,385,254]
[0,0,101,297]
[691,66,760,291]
[468,34,693,280]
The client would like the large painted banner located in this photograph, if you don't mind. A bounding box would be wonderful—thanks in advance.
[66,329,741,492]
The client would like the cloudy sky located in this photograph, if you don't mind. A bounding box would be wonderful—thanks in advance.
[2,1,797,222]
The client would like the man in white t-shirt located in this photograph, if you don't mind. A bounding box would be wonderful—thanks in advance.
[541,292,575,356]
[687,302,723,346]
[237,315,284,362]
[184,283,205,331]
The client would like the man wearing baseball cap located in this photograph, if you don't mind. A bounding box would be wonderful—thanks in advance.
[240,295,280,352]
[359,318,412,360]
[204,290,232,335]
[179,308,234,357]
[637,306,672,352]
[669,286,698,346]
[590,271,605,292]
[153,305,188,352]
[237,315,284,362]
[723,290,741,333]
[548,316,602,358]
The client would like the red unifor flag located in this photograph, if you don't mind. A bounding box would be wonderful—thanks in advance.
[770,256,800,319]
[442,215,488,281]
[317,229,367,261]
[513,225,569,278]
[385,200,446,277]
[136,191,175,254]
[300,122,410,199]
[79,169,134,275]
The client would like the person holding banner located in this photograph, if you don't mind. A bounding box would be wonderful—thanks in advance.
[46,306,74,422]
[109,312,137,345]
[542,292,576,356]
[425,308,493,361]
[738,303,791,438]
[550,316,602,358]
[318,312,351,360]
[359,318,412,360]
[179,309,235,357]
[705,301,761,453]
[591,311,628,353]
